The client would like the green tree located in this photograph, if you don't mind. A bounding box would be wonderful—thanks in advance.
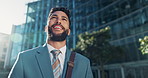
[73,27,124,78]
[139,36,148,54]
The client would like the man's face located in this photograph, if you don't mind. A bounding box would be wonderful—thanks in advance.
[46,11,70,41]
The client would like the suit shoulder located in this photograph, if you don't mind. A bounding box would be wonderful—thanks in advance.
[20,46,41,55]
[75,52,90,62]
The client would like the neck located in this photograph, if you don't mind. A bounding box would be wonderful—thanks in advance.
[47,40,66,49]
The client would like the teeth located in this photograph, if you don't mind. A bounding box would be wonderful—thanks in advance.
[54,26,62,29]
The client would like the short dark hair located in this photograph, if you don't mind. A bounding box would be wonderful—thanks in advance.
[48,7,71,28]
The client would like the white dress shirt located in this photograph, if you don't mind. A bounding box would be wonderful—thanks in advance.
[47,44,66,74]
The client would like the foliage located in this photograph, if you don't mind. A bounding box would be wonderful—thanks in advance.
[73,27,124,65]
[139,36,148,54]
[73,26,125,78]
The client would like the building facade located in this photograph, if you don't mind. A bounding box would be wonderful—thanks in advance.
[22,0,148,61]
[13,0,148,78]
[4,25,24,68]
[72,0,148,62]
[0,33,9,69]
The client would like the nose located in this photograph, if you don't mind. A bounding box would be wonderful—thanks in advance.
[56,18,61,24]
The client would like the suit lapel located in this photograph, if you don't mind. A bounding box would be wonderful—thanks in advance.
[62,49,72,78]
[35,44,54,78]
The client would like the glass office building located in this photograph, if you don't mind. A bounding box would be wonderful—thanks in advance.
[20,0,148,78]
[0,33,9,68]
[4,25,24,68]
[22,0,148,61]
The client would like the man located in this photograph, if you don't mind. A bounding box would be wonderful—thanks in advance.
[8,7,93,78]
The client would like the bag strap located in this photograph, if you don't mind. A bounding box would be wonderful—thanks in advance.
[66,52,76,78]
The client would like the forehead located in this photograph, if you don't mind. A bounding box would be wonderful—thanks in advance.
[49,11,68,18]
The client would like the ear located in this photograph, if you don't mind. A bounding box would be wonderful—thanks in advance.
[68,29,71,35]
[45,26,48,32]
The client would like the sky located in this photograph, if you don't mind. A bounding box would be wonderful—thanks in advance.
[0,0,35,34]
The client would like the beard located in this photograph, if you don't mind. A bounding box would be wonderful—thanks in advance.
[48,24,69,41]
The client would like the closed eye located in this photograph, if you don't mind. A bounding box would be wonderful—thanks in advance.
[50,16,57,19]
[62,18,68,21]
[62,16,68,22]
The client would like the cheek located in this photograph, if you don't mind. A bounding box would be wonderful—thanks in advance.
[67,22,70,29]
[63,23,70,29]
[48,21,54,27]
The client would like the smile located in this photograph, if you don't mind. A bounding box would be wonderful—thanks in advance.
[53,25,63,30]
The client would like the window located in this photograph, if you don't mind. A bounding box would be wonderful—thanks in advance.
[113,23,122,33]
[3,48,7,52]
[2,55,5,59]
[133,13,142,27]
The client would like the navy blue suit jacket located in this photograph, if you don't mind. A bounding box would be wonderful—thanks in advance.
[8,44,93,78]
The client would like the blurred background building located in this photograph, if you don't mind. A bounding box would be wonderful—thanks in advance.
[4,0,148,78]
[0,33,10,77]
[0,33,9,67]
[4,25,24,69]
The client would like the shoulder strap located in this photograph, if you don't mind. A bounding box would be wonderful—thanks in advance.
[66,52,76,78]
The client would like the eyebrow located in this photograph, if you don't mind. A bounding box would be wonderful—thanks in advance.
[50,14,57,17]
[50,14,68,20]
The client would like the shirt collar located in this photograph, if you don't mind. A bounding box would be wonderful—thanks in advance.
[47,44,66,54]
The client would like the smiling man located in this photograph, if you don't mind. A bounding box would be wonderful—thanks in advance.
[8,7,93,78]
